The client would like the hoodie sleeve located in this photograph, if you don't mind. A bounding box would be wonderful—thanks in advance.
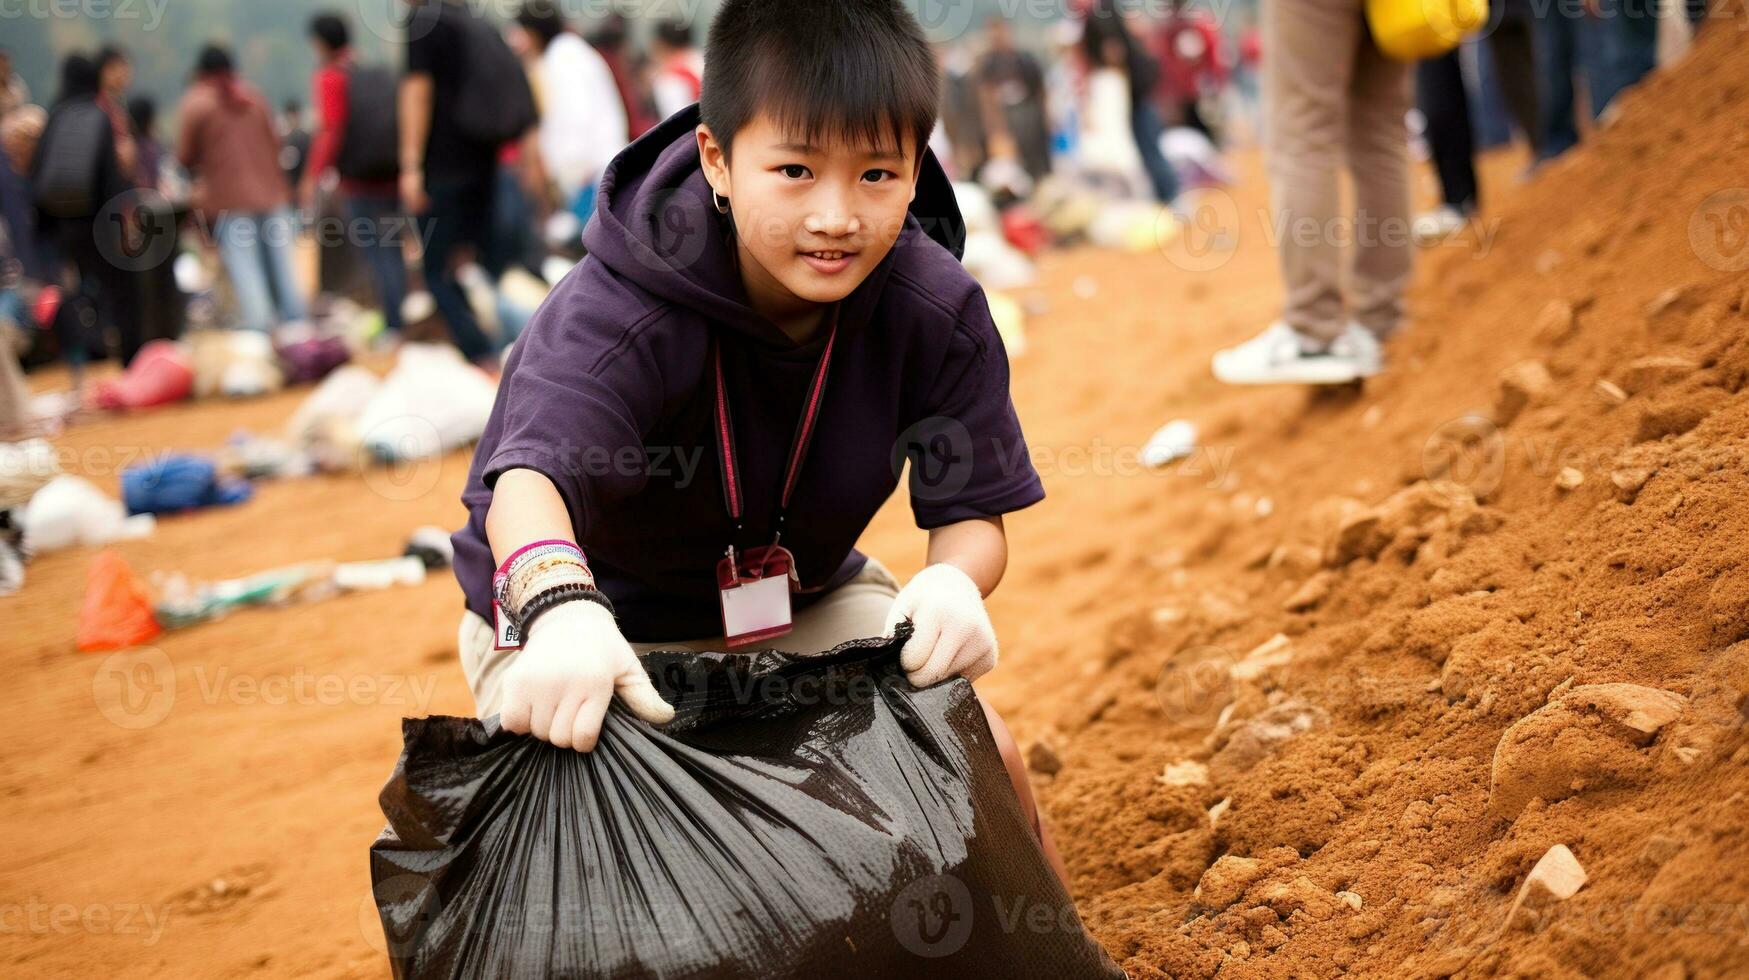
[906,288,1045,529]
[474,283,671,544]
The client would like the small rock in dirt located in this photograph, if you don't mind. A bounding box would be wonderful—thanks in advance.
[1497,360,1554,426]
[1208,797,1231,828]
[1595,379,1629,404]
[1488,684,1688,818]
[1284,572,1334,612]
[1534,300,1577,343]
[1026,742,1063,776]
[1211,701,1328,780]
[1259,876,1343,921]
[1641,834,1684,866]
[1337,891,1363,911]
[1230,633,1295,682]
[1646,287,1687,318]
[1674,745,1703,765]
[1506,844,1587,929]
[1195,855,1267,910]
[1160,760,1210,787]
[1636,394,1721,444]
[1555,467,1585,491]
[1612,466,1653,503]
[1267,544,1323,578]
[1619,355,1698,395]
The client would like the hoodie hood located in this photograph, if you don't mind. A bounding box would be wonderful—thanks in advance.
[583,104,964,348]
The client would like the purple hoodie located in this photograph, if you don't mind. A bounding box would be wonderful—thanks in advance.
[451,106,1045,642]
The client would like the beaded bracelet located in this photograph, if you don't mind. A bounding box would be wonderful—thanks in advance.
[517,583,617,637]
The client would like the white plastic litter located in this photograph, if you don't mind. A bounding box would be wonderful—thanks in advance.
[951,181,1000,236]
[334,556,428,591]
[286,365,383,445]
[962,231,1037,290]
[357,344,498,462]
[1142,419,1199,469]
[21,475,155,553]
[0,439,61,510]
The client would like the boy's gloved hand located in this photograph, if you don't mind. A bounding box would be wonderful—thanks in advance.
[499,600,675,751]
[883,563,999,688]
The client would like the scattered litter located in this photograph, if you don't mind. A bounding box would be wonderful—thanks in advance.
[191,330,283,399]
[0,439,60,510]
[90,340,194,411]
[276,334,352,386]
[21,476,155,553]
[154,562,333,630]
[1142,419,1198,469]
[403,526,455,569]
[333,556,426,591]
[1159,759,1210,787]
[121,455,253,516]
[78,550,163,651]
[357,344,498,462]
[1555,467,1585,491]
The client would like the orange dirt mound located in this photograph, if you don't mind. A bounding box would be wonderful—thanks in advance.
[1038,16,1749,979]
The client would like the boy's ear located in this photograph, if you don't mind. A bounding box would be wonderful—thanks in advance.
[696,124,731,201]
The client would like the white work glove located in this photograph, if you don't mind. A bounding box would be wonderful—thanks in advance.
[498,600,675,751]
[883,563,999,688]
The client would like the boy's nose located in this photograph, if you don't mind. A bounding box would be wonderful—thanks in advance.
[803,209,860,239]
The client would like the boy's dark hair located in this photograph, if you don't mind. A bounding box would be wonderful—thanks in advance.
[515,0,567,49]
[653,19,694,50]
[308,12,350,52]
[700,0,939,162]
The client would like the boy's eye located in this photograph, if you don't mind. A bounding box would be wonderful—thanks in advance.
[779,165,810,180]
[862,169,896,184]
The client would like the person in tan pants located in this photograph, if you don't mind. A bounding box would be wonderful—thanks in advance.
[1212,0,1413,386]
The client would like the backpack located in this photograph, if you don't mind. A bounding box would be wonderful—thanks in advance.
[338,64,400,183]
[452,12,537,147]
[33,101,110,219]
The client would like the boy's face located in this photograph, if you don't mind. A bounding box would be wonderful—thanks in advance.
[698,113,920,318]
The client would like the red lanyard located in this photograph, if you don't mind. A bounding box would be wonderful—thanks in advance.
[711,309,841,553]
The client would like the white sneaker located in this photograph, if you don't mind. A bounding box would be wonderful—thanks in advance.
[1411,205,1469,246]
[1212,321,1381,386]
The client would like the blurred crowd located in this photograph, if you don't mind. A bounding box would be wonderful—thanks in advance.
[0,0,1704,430]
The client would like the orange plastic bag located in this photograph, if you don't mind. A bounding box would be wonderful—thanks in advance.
[77,550,162,652]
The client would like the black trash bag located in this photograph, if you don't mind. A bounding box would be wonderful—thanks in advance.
[369,629,1127,979]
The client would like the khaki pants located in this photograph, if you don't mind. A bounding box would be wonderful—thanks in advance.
[1263,0,1413,342]
[458,558,905,719]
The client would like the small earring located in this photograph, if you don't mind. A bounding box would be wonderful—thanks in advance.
[713,191,730,214]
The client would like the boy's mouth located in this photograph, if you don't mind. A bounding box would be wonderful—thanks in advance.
[799,249,858,275]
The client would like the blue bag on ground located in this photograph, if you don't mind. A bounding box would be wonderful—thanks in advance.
[368,631,1126,979]
[121,454,252,515]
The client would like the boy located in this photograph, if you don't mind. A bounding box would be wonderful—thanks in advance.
[451,0,1063,878]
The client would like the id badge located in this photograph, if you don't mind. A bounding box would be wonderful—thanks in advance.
[718,545,796,648]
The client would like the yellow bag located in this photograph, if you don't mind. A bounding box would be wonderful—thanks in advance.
[1367,0,1490,60]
